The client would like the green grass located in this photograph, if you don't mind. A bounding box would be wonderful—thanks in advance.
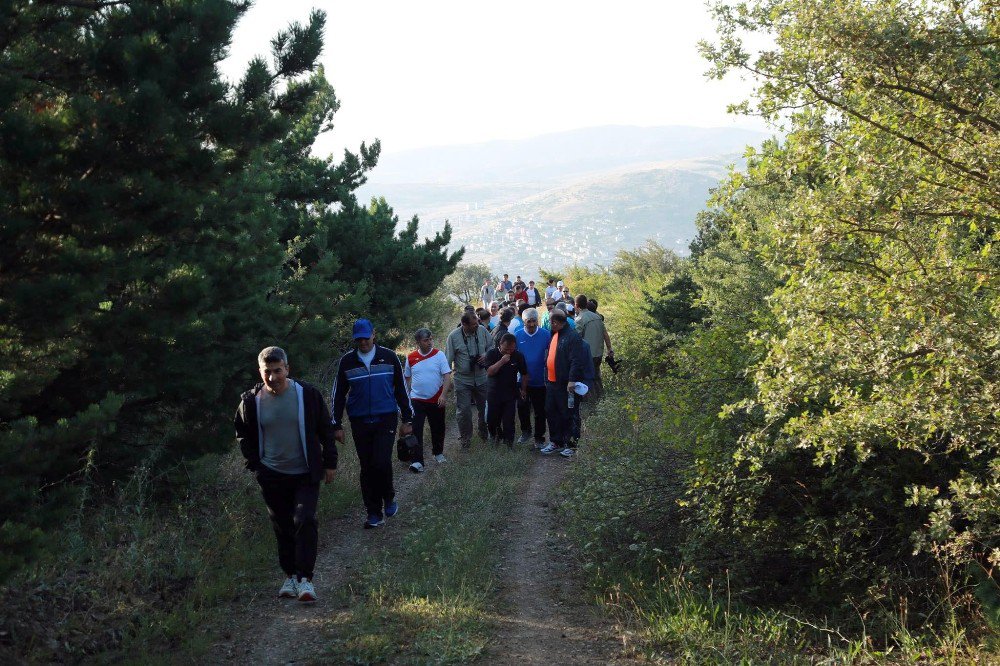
[320,445,532,665]
[562,387,999,665]
[593,567,991,665]
[2,443,363,664]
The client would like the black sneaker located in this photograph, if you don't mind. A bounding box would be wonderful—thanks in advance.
[364,515,385,529]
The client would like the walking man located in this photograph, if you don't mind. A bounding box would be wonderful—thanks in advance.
[484,333,528,447]
[331,319,414,529]
[480,278,494,309]
[515,307,551,447]
[445,310,491,448]
[526,280,542,306]
[403,328,453,472]
[496,273,513,302]
[574,295,613,401]
[235,346,338,602]
[540,310,586,458]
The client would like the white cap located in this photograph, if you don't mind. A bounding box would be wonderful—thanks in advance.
[573,383,589,396]
[556,280,564,287]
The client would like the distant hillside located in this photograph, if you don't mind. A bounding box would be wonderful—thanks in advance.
[443,164,723,276]
[367,125,766,185]
[356,126,768,277]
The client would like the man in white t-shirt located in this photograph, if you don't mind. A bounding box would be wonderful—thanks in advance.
[403,328,454,472]
[480,279,494,308]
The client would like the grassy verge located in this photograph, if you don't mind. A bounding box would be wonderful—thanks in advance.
[0,442,362,664]
[320,445,532,665]
[563,387,999,665]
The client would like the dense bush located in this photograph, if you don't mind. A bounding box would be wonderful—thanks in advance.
[564,0,999,649]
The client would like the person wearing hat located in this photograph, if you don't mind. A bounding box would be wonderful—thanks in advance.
[234,346,338,602]
[331,319,414,529]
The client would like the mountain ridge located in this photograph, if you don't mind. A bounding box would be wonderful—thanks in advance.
[356,125,768,276]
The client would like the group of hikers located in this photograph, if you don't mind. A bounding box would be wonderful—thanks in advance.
[234,273,614,602]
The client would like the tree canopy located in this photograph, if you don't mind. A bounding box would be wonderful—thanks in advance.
[0,0,460,581]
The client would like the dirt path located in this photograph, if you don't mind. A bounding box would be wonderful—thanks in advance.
[213,435,638,665]
[482,454,641,665]
[212,453,434,665]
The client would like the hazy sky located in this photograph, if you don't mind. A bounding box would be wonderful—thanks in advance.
[221,1,765,157]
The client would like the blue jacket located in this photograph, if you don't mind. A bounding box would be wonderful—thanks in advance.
[331,345,413,428]
[514,326,552,388]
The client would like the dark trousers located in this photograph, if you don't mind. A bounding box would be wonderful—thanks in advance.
[545,382,579,448]
[591,357,604,402]
[455,381,488,446]
[487,394,517,444]
[256,467,320,580]
[571,394,585,442]
[518,385,547,442]
[351,413,397,518]
[412,400,446,463]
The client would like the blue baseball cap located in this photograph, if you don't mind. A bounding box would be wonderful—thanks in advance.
[352,318,374,339]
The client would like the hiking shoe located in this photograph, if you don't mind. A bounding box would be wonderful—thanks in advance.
[517,433,532,445]
[364,515,384,529]
[559,447,575,458]
[384,500,399,518]
[434,454,447,463]
[540,443,558,455]
[278,577,298,598]
[297,578,316,602]
[409,461,424,473]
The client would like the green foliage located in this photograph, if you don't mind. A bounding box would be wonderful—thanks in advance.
[0,0,459,582]
[441,262,493,306]
[565,0,999,655]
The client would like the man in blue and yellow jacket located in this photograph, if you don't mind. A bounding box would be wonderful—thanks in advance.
[331,319,414,529]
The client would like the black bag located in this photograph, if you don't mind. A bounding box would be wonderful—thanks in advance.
[605,352,621,374]
[396,433,419,462]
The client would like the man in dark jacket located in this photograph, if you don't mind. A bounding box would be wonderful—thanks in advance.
[234,346,338,602]
[331,319,414,529]
[540,309,588,458]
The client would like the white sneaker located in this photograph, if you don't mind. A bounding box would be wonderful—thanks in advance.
[297,578,316,602]
[409,461,424,473]
[278,577,298,598]
[434,454,447,463]
[540,443,558,455]
[517,433,532,445]
[560,447,575,458]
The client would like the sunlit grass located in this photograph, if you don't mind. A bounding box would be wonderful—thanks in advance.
[320,445,531,664]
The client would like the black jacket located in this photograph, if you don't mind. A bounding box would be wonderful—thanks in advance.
[234,380,338,482]
[545,325,587,384]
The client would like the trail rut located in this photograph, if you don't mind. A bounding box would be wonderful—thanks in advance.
[483,453,641,665]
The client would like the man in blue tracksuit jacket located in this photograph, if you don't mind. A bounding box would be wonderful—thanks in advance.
[332,319,414,529]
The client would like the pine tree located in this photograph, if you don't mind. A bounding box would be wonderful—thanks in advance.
[0,1,460,581]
